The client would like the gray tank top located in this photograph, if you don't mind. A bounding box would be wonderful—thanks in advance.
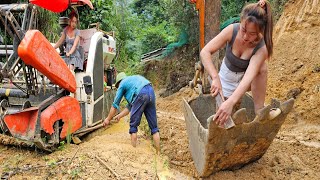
[224,23,265,72]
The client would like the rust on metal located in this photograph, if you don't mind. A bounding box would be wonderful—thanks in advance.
[182,93,294,177]
[40,96,82,139]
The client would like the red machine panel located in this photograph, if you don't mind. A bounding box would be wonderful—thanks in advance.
[30,0,93,13]
[40,96,82,139]
[3,107,39,139]
[18,30,76,93]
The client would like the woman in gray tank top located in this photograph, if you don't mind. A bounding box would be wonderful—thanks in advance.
[200,0,278,126]
[53,11,82,72]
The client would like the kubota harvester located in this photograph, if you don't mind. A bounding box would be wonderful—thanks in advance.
[0,0,117,151]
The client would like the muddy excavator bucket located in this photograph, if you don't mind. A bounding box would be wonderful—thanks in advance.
[182,93,294,177]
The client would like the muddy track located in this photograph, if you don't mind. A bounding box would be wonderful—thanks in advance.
[0,134,34,148]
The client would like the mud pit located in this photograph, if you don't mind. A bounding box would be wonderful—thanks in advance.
[1,0,320,179]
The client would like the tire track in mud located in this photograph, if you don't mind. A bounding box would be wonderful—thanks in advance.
[157,107,200,178]
[276,124,320,149]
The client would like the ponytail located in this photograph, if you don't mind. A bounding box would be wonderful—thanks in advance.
[264,1,273,57]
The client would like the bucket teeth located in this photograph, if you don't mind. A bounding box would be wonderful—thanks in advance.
[254,105,271,122]
[232,108,248,125]
[271,98,281,108]
[280,98,295,114]
[268,108,282,120]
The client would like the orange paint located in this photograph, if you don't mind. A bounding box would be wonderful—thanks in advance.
[3,107,39,139]
[40,96,82,139]
[190,0,205,49]
[198,0,205,49]
[18,30,76,93]
[3,97,82,141]
[30,0,93,13]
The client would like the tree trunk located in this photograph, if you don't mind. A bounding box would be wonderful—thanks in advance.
[202,0,221,94]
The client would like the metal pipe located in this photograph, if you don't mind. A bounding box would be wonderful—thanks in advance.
[0,45,13,49]
[0,88,28,98]
[0,49,13,56]
[0,4,28,12]
[28,5,36,30]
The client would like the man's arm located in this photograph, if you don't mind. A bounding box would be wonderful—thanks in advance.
[103,84,125,126]
[114,107,130,122]
[103,106,117,126]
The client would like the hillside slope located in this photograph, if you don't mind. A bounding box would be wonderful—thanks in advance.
[267,0,320,124]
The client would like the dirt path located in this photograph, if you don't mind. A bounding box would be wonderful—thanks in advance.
[1,87,320,179]
[0,116,190,179]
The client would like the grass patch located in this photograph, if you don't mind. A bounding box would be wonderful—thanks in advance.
[139,115,151,139]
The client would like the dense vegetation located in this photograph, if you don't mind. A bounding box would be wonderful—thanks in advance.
[1,0,288,70]
[77,0,288,73]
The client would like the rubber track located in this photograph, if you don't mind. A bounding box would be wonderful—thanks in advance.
[0,134,34,148]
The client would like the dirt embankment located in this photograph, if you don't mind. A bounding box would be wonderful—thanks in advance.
[267,0,320,125]
[142,44,199,98]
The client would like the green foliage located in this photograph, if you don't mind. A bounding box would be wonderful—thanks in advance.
[66,122,73,145]
[70,168,81,178]
[0,30,12,46]
[78,0,114,31]
[221,0,255,23]
[37,8,60,42]
[47,159,57,167]
[270,0,289,21]
[138,22,170,53]
[139,115,151,138]
[42,156,50,162]
[221,0,289,24]
[132,0,194,53]
[58,140,66,151]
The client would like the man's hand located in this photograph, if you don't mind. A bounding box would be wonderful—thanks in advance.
[103,118,110,127]
[114,114,121,122]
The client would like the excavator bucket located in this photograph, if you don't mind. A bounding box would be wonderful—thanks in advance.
[182,93,294,177]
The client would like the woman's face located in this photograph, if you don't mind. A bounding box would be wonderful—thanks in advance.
[69,16,77,29]
[239,21,261,44]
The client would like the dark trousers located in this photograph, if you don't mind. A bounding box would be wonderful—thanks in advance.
[129,84,159,135]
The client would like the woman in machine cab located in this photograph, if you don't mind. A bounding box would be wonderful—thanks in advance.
[53,11,83,72]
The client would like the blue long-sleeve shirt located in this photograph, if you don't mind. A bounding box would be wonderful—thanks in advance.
[112,75,150,110]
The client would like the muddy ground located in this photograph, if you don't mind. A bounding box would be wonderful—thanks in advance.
[1,0,320,179]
